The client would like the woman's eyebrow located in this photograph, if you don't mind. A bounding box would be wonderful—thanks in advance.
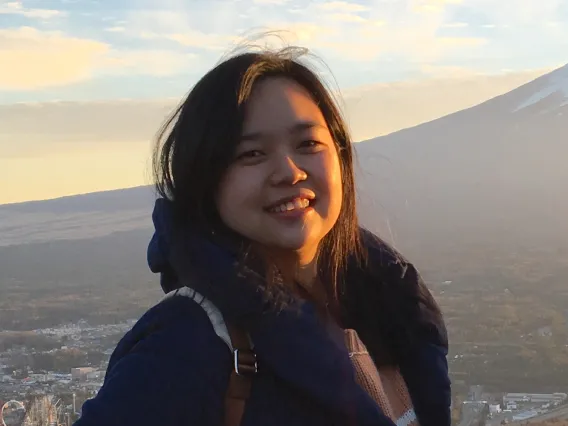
[241,121,326,141]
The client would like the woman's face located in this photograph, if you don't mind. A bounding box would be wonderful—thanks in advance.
[216,77,343,263]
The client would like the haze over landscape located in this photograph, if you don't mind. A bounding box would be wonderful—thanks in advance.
[1,0,568,425]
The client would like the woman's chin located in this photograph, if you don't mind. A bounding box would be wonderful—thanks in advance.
[248,226,324,259]
[269,240,322,261]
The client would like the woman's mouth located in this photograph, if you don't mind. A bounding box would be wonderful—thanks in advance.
[267,197,312,213]
[264,197,316,220]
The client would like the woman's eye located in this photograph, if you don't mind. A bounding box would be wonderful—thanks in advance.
[236,150,263,161]
[299,140,322,151]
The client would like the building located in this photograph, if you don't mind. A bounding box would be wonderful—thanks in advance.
[71,368,95,381]
[468,385,484,401]
[503,393,567,405]
[489,404,501,414]
[85,370,104,381]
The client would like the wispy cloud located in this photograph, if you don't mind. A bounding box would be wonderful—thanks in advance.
[0,26,196,90]
[315,1,370,13]
[104,26,126,33]
[122,0,484,63]
[411,0,463,13]
[138,29,236,51]
[326,13,367,23]
[266,0,485,62]
[0,26,106,90]
[443,22,469,28]
[100,0,564,69]
[461,0,565,27]
[100,49,197,77]
[252,0,290,4]
[0,1,67,19]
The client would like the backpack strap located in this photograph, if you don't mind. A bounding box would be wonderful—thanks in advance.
[225,323,257,426]
[160,287,257,426]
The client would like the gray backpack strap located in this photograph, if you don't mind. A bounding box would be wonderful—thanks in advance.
[160,286,257,426]
[160,286,233,350]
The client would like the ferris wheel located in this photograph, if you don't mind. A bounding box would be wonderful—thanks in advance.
[0,400,26,426]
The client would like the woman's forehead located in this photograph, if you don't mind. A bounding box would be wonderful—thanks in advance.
[242,78,328,136]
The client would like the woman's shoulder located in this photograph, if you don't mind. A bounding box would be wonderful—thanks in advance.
[109,288,232,372]
[75,291,232,426]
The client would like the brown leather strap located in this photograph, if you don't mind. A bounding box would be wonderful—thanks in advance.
[225,324,256,426]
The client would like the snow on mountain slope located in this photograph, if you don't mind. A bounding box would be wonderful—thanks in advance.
[513,64,568,112]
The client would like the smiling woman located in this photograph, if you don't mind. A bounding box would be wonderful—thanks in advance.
[73,45,450,426]
[217,77,344,285]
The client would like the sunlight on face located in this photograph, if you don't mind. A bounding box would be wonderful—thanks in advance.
[216,77,343,263]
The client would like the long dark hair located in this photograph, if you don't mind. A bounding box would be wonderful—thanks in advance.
[153,46,446,366]
[153,46,364,309]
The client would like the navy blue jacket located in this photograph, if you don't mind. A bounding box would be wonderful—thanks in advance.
[74,199,451,426]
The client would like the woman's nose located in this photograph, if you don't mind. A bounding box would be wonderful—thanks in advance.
[269,155,308,186]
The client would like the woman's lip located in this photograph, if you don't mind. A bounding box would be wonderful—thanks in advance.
[268,206,315,219]
[264,194,316,210]
[264,198,316,213]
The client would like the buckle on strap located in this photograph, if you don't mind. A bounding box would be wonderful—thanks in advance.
[233,349,258,376]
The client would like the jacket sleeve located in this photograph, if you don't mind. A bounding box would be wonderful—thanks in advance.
[73,300,229,426]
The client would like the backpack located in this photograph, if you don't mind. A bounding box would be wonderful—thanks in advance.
[160,287,256,426]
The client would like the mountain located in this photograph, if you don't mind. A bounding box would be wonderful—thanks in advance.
[356,63,568,268]
[0,186,155,247]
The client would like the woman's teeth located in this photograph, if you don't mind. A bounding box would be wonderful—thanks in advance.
[270,198,310,213]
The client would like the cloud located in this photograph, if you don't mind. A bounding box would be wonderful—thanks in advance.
[120,9,243,51]
[0,1,67,19]
[100,50,197,77]
[442,22,469,28]
[450,0,568,65]
[252,0,290,4]
[411,0,463,13]
[2,0,564,95]
[0,27,108,90]
[315,1,369,13]
[248,22,337,46]
[273,1,486,62]
[311,1,369,24]
[225,0,481,63]
[459,0,565,27]
[115,1,481,66]
[0,27,196,90]
[326,13,367,23]
[104,26,126,33]
[138,29,235,51]
[437,36,485,47]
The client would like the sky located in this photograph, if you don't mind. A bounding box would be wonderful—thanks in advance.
[0,0,567,204]
[1,0,567,103]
